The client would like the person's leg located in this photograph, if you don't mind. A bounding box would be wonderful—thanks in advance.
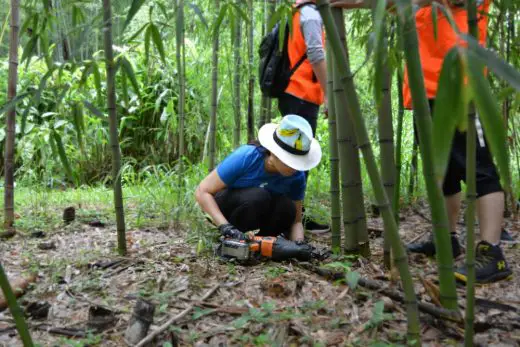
[445,192,462,233]
[214,188,271,232]
[408,100,463,257]
[478,191,504,245]
[257,194,296,237]
[454,117,512,283]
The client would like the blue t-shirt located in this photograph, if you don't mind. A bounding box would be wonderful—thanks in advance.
[216,145,306,201]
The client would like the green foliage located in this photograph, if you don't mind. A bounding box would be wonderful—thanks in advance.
[365,300,393,330]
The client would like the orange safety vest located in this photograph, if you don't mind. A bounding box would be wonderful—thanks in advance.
[285,5,325,106]
[402,0,491,109]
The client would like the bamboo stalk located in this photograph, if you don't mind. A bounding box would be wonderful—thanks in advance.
[464,0,479,344]
[395,0,458,309]
[177,0,186,158]
[233,3,242,147]
[0,263,34,346]
[318,4,420,342]
[373,12,395,267]
[394,70,405,223]
[208,0,220,171]
[3,0,19,237]
[326,45,341,253]
[246,0,255,141]
[331,9,369,256]
[103,0,127,256]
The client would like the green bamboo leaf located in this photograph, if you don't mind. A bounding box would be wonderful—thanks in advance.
[83,100,105,118]
[127,23,149,42]
[144,24,151,64]
[212,3,228,40]
[188,3,208,28]
[21,35,38,67]
[432,47,467,184]
[123,0,146,31]
[431,3,438,41]
[149,23,166,64]
[91,62,102,103]
[0,92,32,115]
[462,34,520,92]
[466,51,511,189]
[346,271,361,290]
[72,5,85,27]
[120,57,141,100]
[229,2,249,24]
[34,69,53,105]
[51,129,75,184]
[267,4,284,32]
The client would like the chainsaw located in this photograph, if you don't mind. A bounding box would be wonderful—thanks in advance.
[217,235,329,262]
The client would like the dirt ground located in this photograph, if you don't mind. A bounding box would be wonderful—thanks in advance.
[1,203,519,346]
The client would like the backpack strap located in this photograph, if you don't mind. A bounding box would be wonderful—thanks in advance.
[289,53,308,75]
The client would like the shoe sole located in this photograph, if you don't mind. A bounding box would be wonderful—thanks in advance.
[454,272,513,285]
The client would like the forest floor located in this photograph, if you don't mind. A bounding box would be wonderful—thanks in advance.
[1,196,520,347]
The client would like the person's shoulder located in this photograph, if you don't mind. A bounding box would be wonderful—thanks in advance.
[233,144,264,160]
[299,3,321,20]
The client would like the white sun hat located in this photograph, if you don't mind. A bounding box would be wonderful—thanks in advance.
[258,114,322,171]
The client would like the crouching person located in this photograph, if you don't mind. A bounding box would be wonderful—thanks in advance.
[195,115,322,241]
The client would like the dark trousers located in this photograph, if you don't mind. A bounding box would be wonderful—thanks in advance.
[416,100,502,198]
[278,93,320,135]
[215,188,296,237]
[278,92,320,181]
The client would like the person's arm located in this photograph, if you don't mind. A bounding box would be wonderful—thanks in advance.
[312,59,328,109]
[290,200,305,241]
[300,7,328,108]
[195,170,229,227]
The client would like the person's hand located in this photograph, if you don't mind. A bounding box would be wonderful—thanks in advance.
[323,98,329,119]
[329,0,368,8]
[218,223,246,240]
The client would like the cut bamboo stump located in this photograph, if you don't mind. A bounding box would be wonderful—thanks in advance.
[124,298,155,346]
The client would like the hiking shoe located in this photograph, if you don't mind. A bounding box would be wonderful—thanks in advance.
[303,216,330,234]
[454,241,513,284]
[500,228,515,243]
[407,233,462,258]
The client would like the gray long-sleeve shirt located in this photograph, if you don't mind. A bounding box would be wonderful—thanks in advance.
[299,5,325,64]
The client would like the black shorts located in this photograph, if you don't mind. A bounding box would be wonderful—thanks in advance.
[419,100,503,198]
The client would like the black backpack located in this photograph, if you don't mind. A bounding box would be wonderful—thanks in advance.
[258,2,315,98]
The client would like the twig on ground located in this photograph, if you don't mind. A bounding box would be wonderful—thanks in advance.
[32,324,87,338]
[406,231,427,245]
[298,263,463,323]
[134,283,220,347]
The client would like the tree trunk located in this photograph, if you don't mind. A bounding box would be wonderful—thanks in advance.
[208,0,220,171]
[246,0,255,141]
[395,0,458,309]
[3,0,19,237]
[326,45,341,253]
[103,0,127,256]
[233,4,242,148]
[319,4,420,343]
